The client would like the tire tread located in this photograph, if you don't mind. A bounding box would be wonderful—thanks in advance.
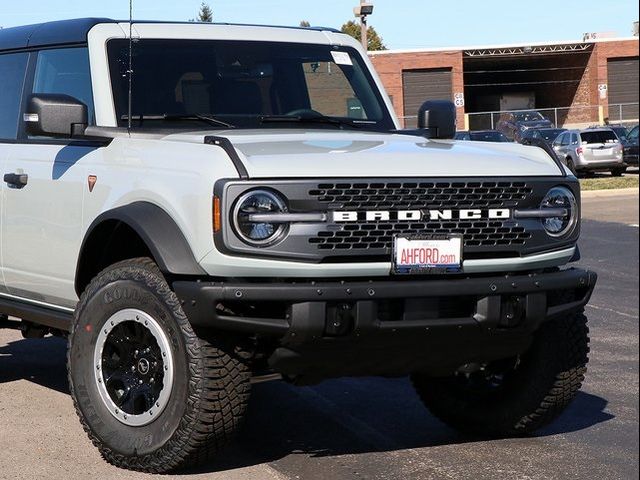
[67,257,250,473]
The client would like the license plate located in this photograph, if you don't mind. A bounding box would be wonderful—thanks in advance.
[393,235,463,274]
[593,148,610,156]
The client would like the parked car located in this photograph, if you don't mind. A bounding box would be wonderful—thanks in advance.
[520,127,567,146]
[0,18,596,474]
[497,111,554,142]
[454,130,511,142]
[551,128,625,176]
[607,124,630,146]
[624,125,639,166]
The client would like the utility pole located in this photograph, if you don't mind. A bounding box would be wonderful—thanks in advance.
[353,1,374,51]
[360,0,368,50]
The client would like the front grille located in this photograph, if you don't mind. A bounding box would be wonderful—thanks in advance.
[310,220,530,250]
[308,181,533,209]
[308,181,533,251]
[217,177,578,263]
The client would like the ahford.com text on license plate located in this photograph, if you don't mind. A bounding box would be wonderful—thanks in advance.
[394,236,463,273]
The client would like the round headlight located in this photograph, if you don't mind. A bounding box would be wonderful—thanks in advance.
[232,190,288,246]
[540,186,578,237]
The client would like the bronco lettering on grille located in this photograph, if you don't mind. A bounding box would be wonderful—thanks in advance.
[332,209,511,222]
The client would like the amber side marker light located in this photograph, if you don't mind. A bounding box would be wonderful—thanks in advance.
[213,196,222,233]
[87,175,97,192]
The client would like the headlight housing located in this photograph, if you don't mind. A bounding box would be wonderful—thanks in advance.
[540,186,578,237]
[232,189,288,246]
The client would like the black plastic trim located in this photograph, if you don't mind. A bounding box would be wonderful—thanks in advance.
[204,136,249,179]
[76,202,206,294]
[521,137,567,177]
[173,267,597,333]
[0,297,72,332]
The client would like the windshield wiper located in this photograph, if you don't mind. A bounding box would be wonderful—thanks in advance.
[121,113,235,129]
[259,114,366,129]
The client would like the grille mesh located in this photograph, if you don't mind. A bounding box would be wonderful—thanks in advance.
[308,181,533,250]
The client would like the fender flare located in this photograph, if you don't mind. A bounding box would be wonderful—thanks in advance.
[76,202,207,289]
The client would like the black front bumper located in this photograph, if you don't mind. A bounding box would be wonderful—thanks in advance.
[173,268,596,380]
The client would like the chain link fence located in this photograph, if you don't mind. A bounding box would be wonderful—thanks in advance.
[466,103,638,131]
[399,103,638,131]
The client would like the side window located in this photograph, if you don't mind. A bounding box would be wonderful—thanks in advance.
[32,48,95,125]
[571,134,579,145]
[561,133,570,146]
[0,52,28,140]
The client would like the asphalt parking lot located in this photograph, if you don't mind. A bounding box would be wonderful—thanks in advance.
[1,191,638,480]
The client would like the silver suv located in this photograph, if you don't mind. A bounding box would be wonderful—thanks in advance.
[552,128,626,176]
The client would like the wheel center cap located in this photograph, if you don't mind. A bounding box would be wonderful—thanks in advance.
[137,358,150,375]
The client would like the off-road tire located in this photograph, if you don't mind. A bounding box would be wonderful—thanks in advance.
[67,258,250,473]
[412,310,589,437]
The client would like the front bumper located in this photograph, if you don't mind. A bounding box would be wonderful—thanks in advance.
[173,268,596,380]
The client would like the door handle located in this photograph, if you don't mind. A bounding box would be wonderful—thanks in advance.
[4,173,29,189]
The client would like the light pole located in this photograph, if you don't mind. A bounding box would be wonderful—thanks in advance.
[353,1,374,51]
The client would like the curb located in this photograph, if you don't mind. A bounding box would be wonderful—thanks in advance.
[581,187,639,198]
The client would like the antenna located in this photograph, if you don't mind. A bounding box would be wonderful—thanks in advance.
[127,0,133,132]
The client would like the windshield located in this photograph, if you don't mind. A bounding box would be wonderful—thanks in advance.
[610,127,628,140]
[538,129,566,141]
[469,131,510,142]
[513,112,544,122]
[580,130,618,144]
[107,39,394,131]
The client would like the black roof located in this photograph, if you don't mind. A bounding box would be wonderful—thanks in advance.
[0,18,341,52]
[0,18,115,51]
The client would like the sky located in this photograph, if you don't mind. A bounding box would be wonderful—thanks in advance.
[0,0,638,50]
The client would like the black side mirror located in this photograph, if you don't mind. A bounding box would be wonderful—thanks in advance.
[418,100,456,139]
[24,94,88,138]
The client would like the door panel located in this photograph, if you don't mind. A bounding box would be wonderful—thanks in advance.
[1,46,97,307]
[2,144,98,307]
[0,51,30,295]
[0,145,6,293]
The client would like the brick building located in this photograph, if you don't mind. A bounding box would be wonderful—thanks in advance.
[369,37,639,130]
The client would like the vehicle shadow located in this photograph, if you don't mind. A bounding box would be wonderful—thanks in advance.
[0,335,615,475]
[186,379,614,475]
[0,336,69,395]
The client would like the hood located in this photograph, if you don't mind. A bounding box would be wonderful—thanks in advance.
[165,129,563,178]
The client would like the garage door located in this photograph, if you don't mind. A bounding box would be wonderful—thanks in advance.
[402,68,452,127]
[607,57,639,121]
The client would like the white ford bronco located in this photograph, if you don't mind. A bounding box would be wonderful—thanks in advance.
[0,18,597,473]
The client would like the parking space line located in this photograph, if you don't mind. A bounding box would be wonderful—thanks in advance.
[587,303,639,319]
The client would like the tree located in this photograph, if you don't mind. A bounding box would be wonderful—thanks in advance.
[195,2,214,23]
[299,20,311,28]
[341,20,387,51]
